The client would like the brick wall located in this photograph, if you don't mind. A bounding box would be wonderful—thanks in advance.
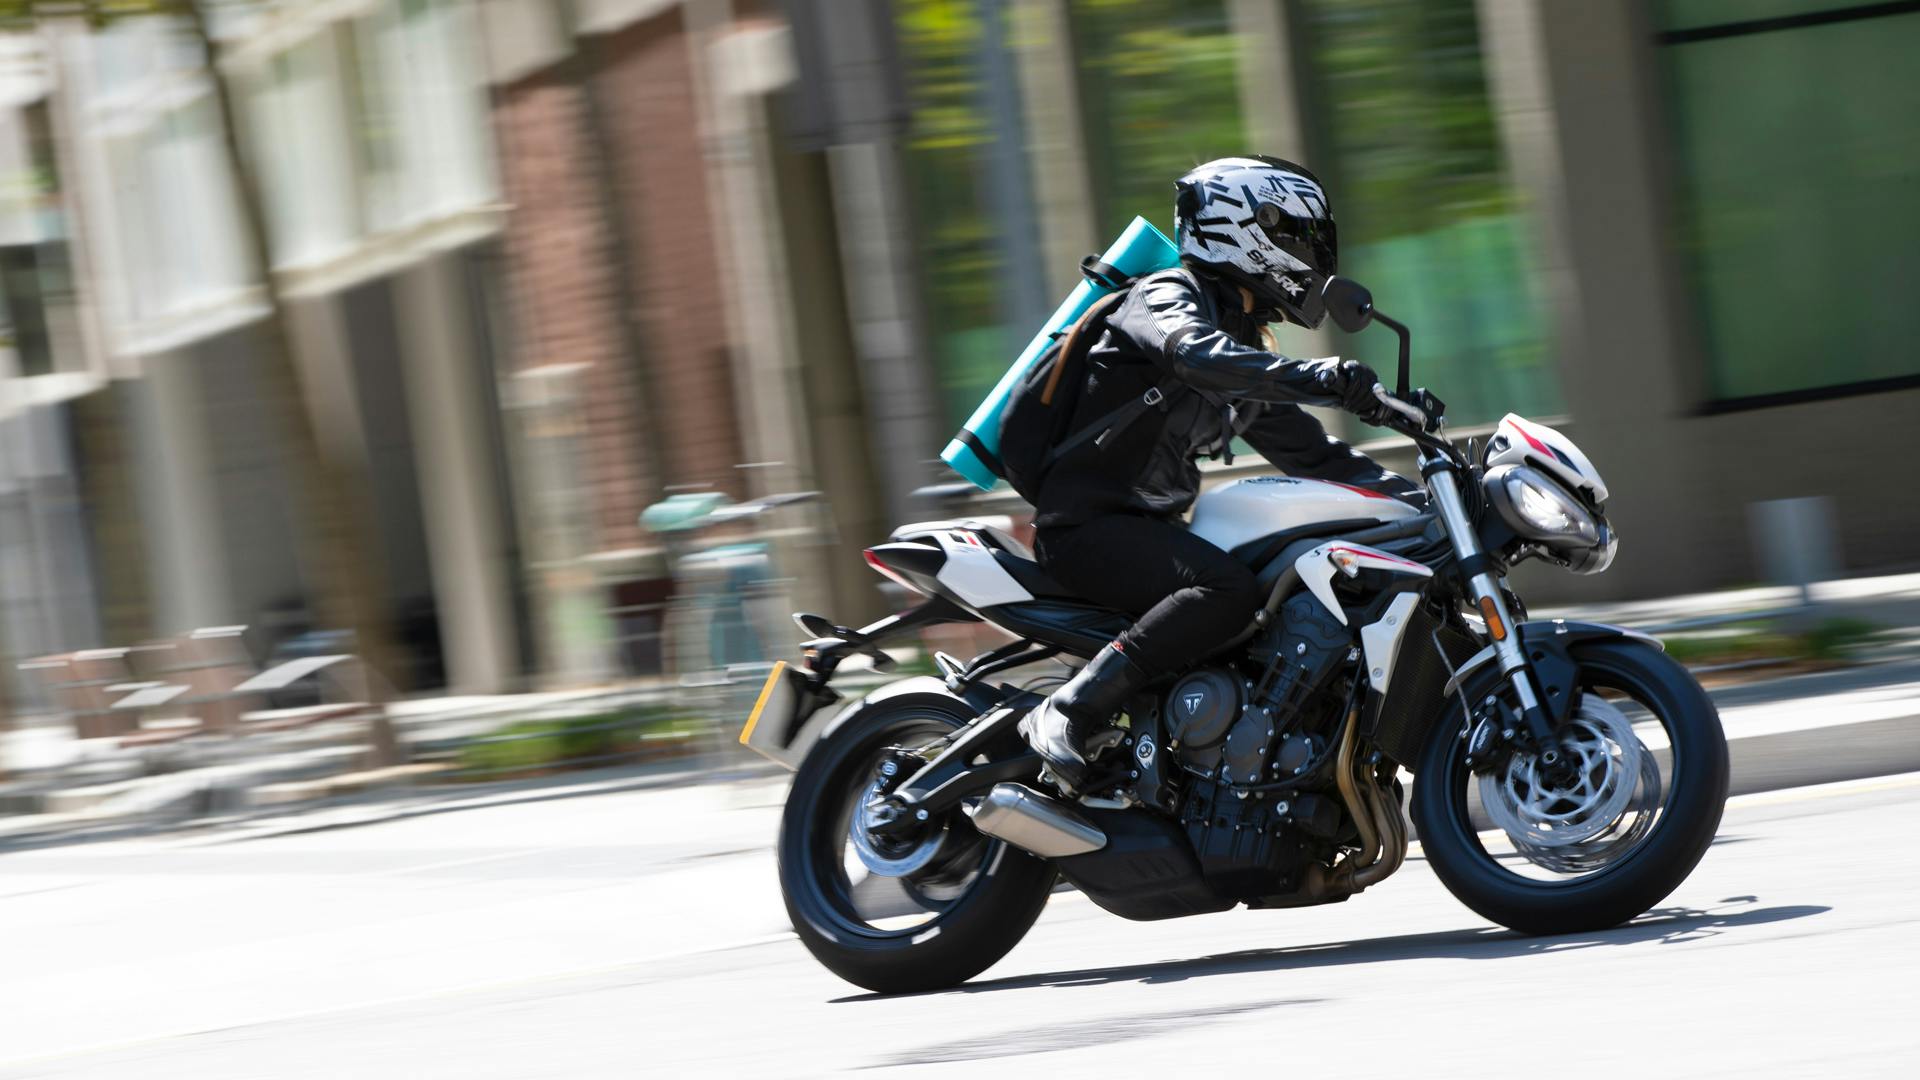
[593,9,746,500]
[492,8,748,554]
[492,68,655,553]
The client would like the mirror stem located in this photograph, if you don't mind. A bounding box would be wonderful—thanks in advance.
[1370,310,1413,399]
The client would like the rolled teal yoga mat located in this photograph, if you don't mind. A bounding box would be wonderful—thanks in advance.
[941,216,1179,490]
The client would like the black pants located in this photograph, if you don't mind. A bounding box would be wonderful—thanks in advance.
[1035,514,1260,676]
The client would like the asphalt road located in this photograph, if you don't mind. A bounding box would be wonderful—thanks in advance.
[2,752,1917,1078]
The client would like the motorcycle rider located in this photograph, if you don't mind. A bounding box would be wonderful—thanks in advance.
[1020,156,1422,790]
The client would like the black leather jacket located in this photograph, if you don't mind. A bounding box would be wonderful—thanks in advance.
[1032,266,1419,529]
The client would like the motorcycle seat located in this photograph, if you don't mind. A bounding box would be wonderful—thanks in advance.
[889,518,1032,557]
[990,549,1082,600]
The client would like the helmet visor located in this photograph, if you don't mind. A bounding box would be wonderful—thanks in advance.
[1255,203,1338,277]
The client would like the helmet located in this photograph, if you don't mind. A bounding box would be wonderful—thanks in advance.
[1174,156,1337,328]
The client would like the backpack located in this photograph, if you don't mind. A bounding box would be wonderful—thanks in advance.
[993,261,1189,503]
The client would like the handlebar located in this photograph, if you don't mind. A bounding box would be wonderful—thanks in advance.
[1372,384,1429,428]
[1370,384,1464,464]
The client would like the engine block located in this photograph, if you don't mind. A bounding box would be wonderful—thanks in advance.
[1219,591,1353,783]
[1178,782,1343,898]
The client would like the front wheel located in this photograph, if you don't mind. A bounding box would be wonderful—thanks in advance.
[777,694,1055,993]
[1412,639,1729,935]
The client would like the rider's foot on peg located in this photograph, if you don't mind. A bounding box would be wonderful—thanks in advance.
[1018,643,1148,794]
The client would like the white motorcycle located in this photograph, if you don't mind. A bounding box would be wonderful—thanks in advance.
[746,275,1730,993]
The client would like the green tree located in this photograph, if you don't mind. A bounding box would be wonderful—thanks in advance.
[1072,0,1248,238]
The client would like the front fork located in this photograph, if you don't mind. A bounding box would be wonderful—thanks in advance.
[1425,459,1563,757]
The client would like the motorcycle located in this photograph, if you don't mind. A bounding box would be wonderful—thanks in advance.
[743,275,1730,994]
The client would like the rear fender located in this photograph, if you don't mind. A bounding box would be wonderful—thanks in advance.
[817,677,1009,745]
[748,674,990,772]
[741,597,980,768]
[755,677,1012,772]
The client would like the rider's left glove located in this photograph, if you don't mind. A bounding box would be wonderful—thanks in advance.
[1321,359,1395,425]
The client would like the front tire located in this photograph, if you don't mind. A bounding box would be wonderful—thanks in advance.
[1412,640,1729,935]
[778,694,1055,993]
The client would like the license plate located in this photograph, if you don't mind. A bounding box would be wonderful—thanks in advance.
[739,660,794,760]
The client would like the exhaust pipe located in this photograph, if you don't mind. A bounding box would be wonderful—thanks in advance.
[969,783,1106,858]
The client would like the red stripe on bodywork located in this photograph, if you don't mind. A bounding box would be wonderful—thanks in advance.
[1510,421,1554,457]
[1320,480,1389,500]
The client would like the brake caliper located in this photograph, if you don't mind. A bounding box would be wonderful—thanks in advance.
[1462,695,1521,775]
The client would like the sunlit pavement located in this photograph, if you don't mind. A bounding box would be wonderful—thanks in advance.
[2,758,1917,1078]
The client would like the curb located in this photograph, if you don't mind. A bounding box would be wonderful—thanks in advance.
[180,760,790,847]
[247,763,457,806]
[2,659,1913,851]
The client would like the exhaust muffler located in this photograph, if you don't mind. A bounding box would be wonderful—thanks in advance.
[969,783,1107,858]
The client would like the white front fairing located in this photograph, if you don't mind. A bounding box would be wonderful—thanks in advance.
[1188,477,1419,554]
[1294,541,1433,626]
[1486,414,1609,503]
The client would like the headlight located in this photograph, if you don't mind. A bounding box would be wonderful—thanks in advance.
[1485,465,1617,575]
[1487,464,1598,544]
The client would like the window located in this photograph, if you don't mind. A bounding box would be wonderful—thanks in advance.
[351,0,497,235]
[0,102,75,378]
[150,99,251,313]
[1298,0,1559,426]
[246,33,358,267]
[1656,1,1920,404]
[99,97,251,327]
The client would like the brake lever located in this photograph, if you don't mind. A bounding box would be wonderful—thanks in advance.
[1371,384,1429,428]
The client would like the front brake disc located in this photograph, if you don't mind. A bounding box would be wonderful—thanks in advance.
[1479,694,1661,873]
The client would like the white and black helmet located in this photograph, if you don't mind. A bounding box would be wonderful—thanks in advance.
[1174,156,1337,328]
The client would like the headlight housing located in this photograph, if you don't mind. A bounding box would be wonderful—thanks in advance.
[1485,463,1616,574]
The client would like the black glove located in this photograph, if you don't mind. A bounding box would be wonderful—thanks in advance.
[1320,359,1394,425]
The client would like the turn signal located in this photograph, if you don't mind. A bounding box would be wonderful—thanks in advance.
[1479,596,1508,640]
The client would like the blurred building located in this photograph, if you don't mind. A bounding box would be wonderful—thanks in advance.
[497,0,1920,614]
[3,3,527,700]
[0,31,110,699]
[1,0,1916,707]
[775,0,1920,602]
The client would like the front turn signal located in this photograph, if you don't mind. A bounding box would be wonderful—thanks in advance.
[1479,596,1508,641]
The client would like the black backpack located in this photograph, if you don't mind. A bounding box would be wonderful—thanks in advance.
[992,260,1189,503]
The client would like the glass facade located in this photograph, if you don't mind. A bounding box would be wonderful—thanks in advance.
[1298,0,1558,426]
[902,0,1252,432]
[899,0,1555,434]
[1656,1,1920,402]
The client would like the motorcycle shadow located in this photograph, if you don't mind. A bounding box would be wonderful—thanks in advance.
[835,896,1829,1001]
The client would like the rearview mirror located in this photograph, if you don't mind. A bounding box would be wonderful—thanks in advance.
[1322,276,1374,333]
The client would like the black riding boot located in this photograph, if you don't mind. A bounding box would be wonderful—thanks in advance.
[1018,644,1150,792]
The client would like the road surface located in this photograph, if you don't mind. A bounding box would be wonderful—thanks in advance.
[1,761,1916,1078]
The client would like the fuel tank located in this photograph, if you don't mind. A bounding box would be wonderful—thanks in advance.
[1188,476,1418,554]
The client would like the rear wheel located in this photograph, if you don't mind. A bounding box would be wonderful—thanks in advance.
[778,694,1055,993]
[1411,640,1729,935]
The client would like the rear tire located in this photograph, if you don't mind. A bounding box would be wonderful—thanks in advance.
[778,694,1055,993]
[1411,640,1729,935]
